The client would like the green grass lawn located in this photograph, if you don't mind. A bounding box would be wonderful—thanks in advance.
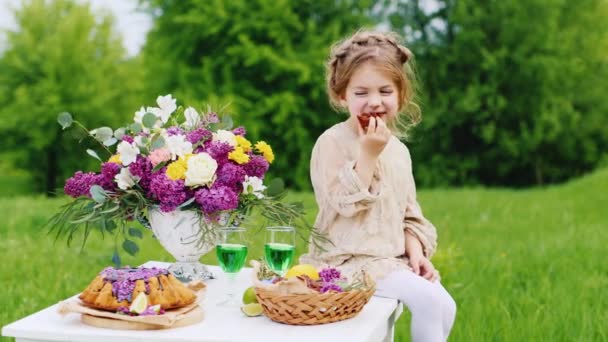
[1,169,607,341]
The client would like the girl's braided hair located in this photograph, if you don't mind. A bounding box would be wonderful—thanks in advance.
[326,30,421,138]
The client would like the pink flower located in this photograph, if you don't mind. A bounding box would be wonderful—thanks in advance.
[149,148,171,167]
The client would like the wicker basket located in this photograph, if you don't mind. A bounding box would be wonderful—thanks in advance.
[255,286,375,325]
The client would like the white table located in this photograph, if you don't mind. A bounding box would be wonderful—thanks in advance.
[2,261,403,342]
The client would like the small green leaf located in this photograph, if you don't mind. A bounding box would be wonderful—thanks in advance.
[112,250,122,268]
[142,113,157,128]
[128,228,143,239]
[178,197,196,209]
[105,220,117,233]
[57,112,73,129]
[266,178,284,197]
[221,115,234,130]
[151,136,165,150]
[114,127,126,140]
[90,185,107,203]
[131,123,142,134]
[152,161,168,172]
[95,127,113,142]
[86,149,102,161]
[103,137,117,146]
[122,239,139,256]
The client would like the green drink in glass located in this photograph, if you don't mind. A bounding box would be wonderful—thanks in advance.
[264,243,295,274]
[216,243,248,273]
[265,226,296,276]
[216,227,248,307]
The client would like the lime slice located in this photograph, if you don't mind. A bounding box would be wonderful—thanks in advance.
[242,286,258,304]
[149,304,161,314]
[129,292,148,314]
[241,303,264,317]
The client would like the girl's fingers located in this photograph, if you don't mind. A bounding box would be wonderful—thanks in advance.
[368,116,377,133]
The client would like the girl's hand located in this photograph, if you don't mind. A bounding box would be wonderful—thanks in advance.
[406,230,440,282]
[357,116,391,159]
[408,253,440,282]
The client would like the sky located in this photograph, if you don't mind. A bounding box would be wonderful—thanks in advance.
[0,0,153,56]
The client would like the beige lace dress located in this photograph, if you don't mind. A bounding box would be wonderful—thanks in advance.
[299,121,438,281]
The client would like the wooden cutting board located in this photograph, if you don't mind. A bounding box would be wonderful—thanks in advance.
[81,306,204,330]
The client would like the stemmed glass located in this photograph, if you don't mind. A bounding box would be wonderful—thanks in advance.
[264,226,296,277]
[216,227,248,306]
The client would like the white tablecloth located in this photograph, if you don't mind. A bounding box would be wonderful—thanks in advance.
[2,261,403,342]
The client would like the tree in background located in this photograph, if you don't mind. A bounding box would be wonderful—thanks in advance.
[382,0,608,186]
[140,0,374,189]
[0,0,144,195]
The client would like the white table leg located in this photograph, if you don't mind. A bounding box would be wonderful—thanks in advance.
[383,302,403,342]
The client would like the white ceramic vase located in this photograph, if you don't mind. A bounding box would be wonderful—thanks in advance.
[148,208,216,282]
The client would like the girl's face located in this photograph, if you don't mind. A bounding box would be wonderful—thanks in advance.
[341,62,400,130]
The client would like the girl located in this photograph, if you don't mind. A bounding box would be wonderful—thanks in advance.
[300,30,456,341]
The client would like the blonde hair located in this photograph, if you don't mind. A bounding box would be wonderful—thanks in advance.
[326,29,421,138]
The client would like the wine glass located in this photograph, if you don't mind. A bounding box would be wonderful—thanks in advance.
[216,226,248,306]
[264,226,296,277]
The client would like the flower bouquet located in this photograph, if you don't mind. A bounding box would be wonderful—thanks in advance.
[48,95,317,281]
[250,260,375,325]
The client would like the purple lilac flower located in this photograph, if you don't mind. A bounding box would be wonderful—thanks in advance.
[186,128,212,144]
[320,283,344,293]
[204,141,234,166]
[194,185,239,214]
[232,126,246,136]
[243,155,269,178]
[215,162,246,191]
[147,171,188,212]
[319,268,343,283]
[129,156,153,191]
[98,162,121,191]
[121,135,134,144]
[64,171,100,198]
[203,112,220,125]
[166,126,184,136]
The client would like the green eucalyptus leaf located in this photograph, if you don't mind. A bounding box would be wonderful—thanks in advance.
[122,239,139,256]
[86,149,102,161]
[90,185,107,203]
[57,112,73,129]
[131,123,142,134]
[266,178,285,197]
[105,220,117,233]
[95,127,113,142]
[151,136,165,150]
[103,137,117,146]
[128,227,143,239]
[112,250,122,268]
[142,113,157,128]
[114,127,126,140]
[221,115,233,130]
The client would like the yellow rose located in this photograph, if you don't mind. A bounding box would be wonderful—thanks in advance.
[235,135,252,152]
[255,141,274,163]
[228,146,250,164]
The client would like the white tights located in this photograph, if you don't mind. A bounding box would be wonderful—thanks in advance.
[375,270,457,342]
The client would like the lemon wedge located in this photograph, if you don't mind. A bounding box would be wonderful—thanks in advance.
[129,292,148,314]
[241,303,264,317]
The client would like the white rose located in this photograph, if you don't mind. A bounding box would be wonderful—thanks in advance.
[134,106,146,124]
[185,153,218,187]
[165,134,193,159]
[212,129,237,147]
[114,167,140,190]
[242,176,266,199]
[184,107,200,129]
[116,141,140,166]
[155,94,177,123]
